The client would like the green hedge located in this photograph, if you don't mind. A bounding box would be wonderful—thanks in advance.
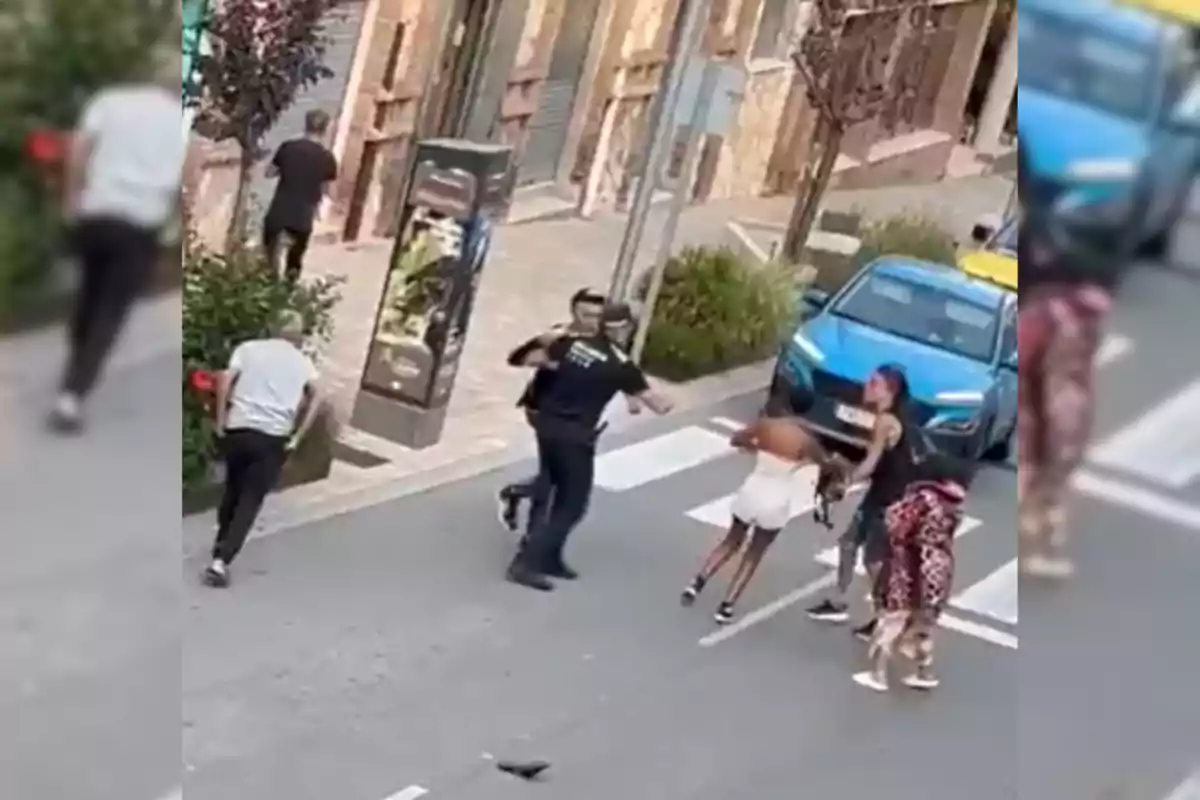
[852,212,958,270]
[182,241,343,505]
[637,246,795,382]
[807,212,959,296]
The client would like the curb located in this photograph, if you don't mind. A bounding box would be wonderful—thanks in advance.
[185,358,775,555]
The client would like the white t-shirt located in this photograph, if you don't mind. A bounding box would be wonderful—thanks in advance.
[226,339,319,438]
[78,84,185,229]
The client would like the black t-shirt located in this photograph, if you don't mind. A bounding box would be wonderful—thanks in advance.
[535,334,649,433]
[266,138,338,232]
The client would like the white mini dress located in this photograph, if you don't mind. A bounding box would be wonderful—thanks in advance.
[729,450,803,530]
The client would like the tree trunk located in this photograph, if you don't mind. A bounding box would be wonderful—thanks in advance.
[781,115,844,265]
[224,141,256,255]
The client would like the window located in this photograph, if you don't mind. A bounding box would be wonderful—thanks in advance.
[832,272,1002,362]
[751,0,790,60]
[1019,10,1156,122]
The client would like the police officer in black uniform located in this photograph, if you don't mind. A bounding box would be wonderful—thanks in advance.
[498,289,607,535]
[505,302,673,591]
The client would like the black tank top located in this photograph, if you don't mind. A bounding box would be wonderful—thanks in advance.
[863,415,918,508]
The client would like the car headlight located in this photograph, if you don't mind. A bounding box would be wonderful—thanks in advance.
[793,333,825,363]
[935,390,985,404]
[1064,159,1137,182]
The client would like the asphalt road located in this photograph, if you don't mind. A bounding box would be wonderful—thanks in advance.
[180,390,1019,800]
[1019,262,1200,800]
[178,262,1200,800]
[0,302,181,800]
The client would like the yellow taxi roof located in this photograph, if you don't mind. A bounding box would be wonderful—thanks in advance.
[958,250,1018,291]
[1117,0,1200,25]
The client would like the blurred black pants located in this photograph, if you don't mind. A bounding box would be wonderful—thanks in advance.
[213,429,289,564]
[62,216,157,398]
[263,216,312,285]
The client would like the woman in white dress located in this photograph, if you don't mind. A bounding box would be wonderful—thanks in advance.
[681,416,849,624]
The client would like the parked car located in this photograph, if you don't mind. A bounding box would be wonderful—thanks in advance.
[960,213,1019,292]
[768,257,1018,462]
[1019,0,1200,258]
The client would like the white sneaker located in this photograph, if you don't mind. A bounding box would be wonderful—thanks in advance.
[203,559,229,587]
[903,671,940,690]
[1021,553,1075,580]
[50,393,83,432]
[851,670,889,692]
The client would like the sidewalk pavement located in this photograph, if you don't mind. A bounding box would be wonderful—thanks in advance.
[196,173,1014,539]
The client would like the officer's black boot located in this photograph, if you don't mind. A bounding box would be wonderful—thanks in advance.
[506,556,554,592]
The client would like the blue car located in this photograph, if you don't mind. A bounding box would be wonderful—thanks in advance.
[1019,0,1200,256]
[768,257,1018,462]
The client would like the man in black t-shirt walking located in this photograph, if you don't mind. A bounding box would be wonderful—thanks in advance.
[264,109,339,284]
[505,312,674,592]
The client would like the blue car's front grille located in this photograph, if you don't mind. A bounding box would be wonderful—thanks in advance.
[811,370,861,404]
[811,369,937,425]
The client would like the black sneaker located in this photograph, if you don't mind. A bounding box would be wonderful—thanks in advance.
[506,564,554,592]
[805,599,849,623]
[853,619,878,641]
[714,602,735,625]
[680,576,706,606]
[545,562,579,581]
[496,489,521,533]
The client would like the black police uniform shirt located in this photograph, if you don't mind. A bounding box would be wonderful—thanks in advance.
[534,334,649,438]
[507,324,576,411]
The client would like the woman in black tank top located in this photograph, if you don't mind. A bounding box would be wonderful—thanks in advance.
[806,364,923,635]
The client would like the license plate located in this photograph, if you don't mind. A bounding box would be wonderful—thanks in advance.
[835,404,875,429]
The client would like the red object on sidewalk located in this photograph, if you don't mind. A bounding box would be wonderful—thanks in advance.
[189,369,217,395]
[24,129,68,166]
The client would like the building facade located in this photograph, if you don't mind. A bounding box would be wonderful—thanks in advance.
[187,0,997,246]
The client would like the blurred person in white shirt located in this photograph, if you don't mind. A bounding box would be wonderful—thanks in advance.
[51,49,185,431]
[203,311,322,588]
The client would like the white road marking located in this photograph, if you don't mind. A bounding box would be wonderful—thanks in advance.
[154,790,181,800]
[951,558,1018,625]
[938,614,1018,649]
[1164,768,1200,800]
[1089,378,1200,489]
[698,573,836,647]
[594,426,732,491]
[383,786,430,800]
[1073,470,1200,531]
[1096,333,1134,368]
[708,416,743,432]
[812,515,982,573]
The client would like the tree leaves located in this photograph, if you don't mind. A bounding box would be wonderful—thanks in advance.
[195,0,343,149]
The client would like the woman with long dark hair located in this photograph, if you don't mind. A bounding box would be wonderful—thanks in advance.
[807,364,926,639]
[1018,141,1121,578]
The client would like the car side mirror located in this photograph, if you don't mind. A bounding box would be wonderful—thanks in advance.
[1003,349,1018,371]
[802,288,830,313]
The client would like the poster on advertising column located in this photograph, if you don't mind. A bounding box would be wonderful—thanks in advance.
[358,140,512,412]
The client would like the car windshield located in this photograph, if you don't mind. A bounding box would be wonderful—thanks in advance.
[833,272,1000,362]
[1019,9,1158,122]
[991,218,1018,255]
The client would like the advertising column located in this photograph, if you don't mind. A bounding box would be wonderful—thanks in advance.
[351,139,513,448]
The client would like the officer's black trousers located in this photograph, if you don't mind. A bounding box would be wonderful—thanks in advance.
[517,432,595,572]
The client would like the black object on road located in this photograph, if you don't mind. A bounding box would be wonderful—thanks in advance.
[497,760,550,781]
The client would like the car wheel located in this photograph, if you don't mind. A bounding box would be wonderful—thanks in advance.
[1139,229,1171,261]
[765,374,789,416]
[982,423,1012,463]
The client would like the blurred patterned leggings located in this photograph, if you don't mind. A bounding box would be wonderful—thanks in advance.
[1017,289,1105,556]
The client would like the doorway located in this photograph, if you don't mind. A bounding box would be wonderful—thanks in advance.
[516,0,603,186]
[421,0,494,139]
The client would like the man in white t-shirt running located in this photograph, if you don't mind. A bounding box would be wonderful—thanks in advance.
[52,51,185,431]
[203,312,322,588]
